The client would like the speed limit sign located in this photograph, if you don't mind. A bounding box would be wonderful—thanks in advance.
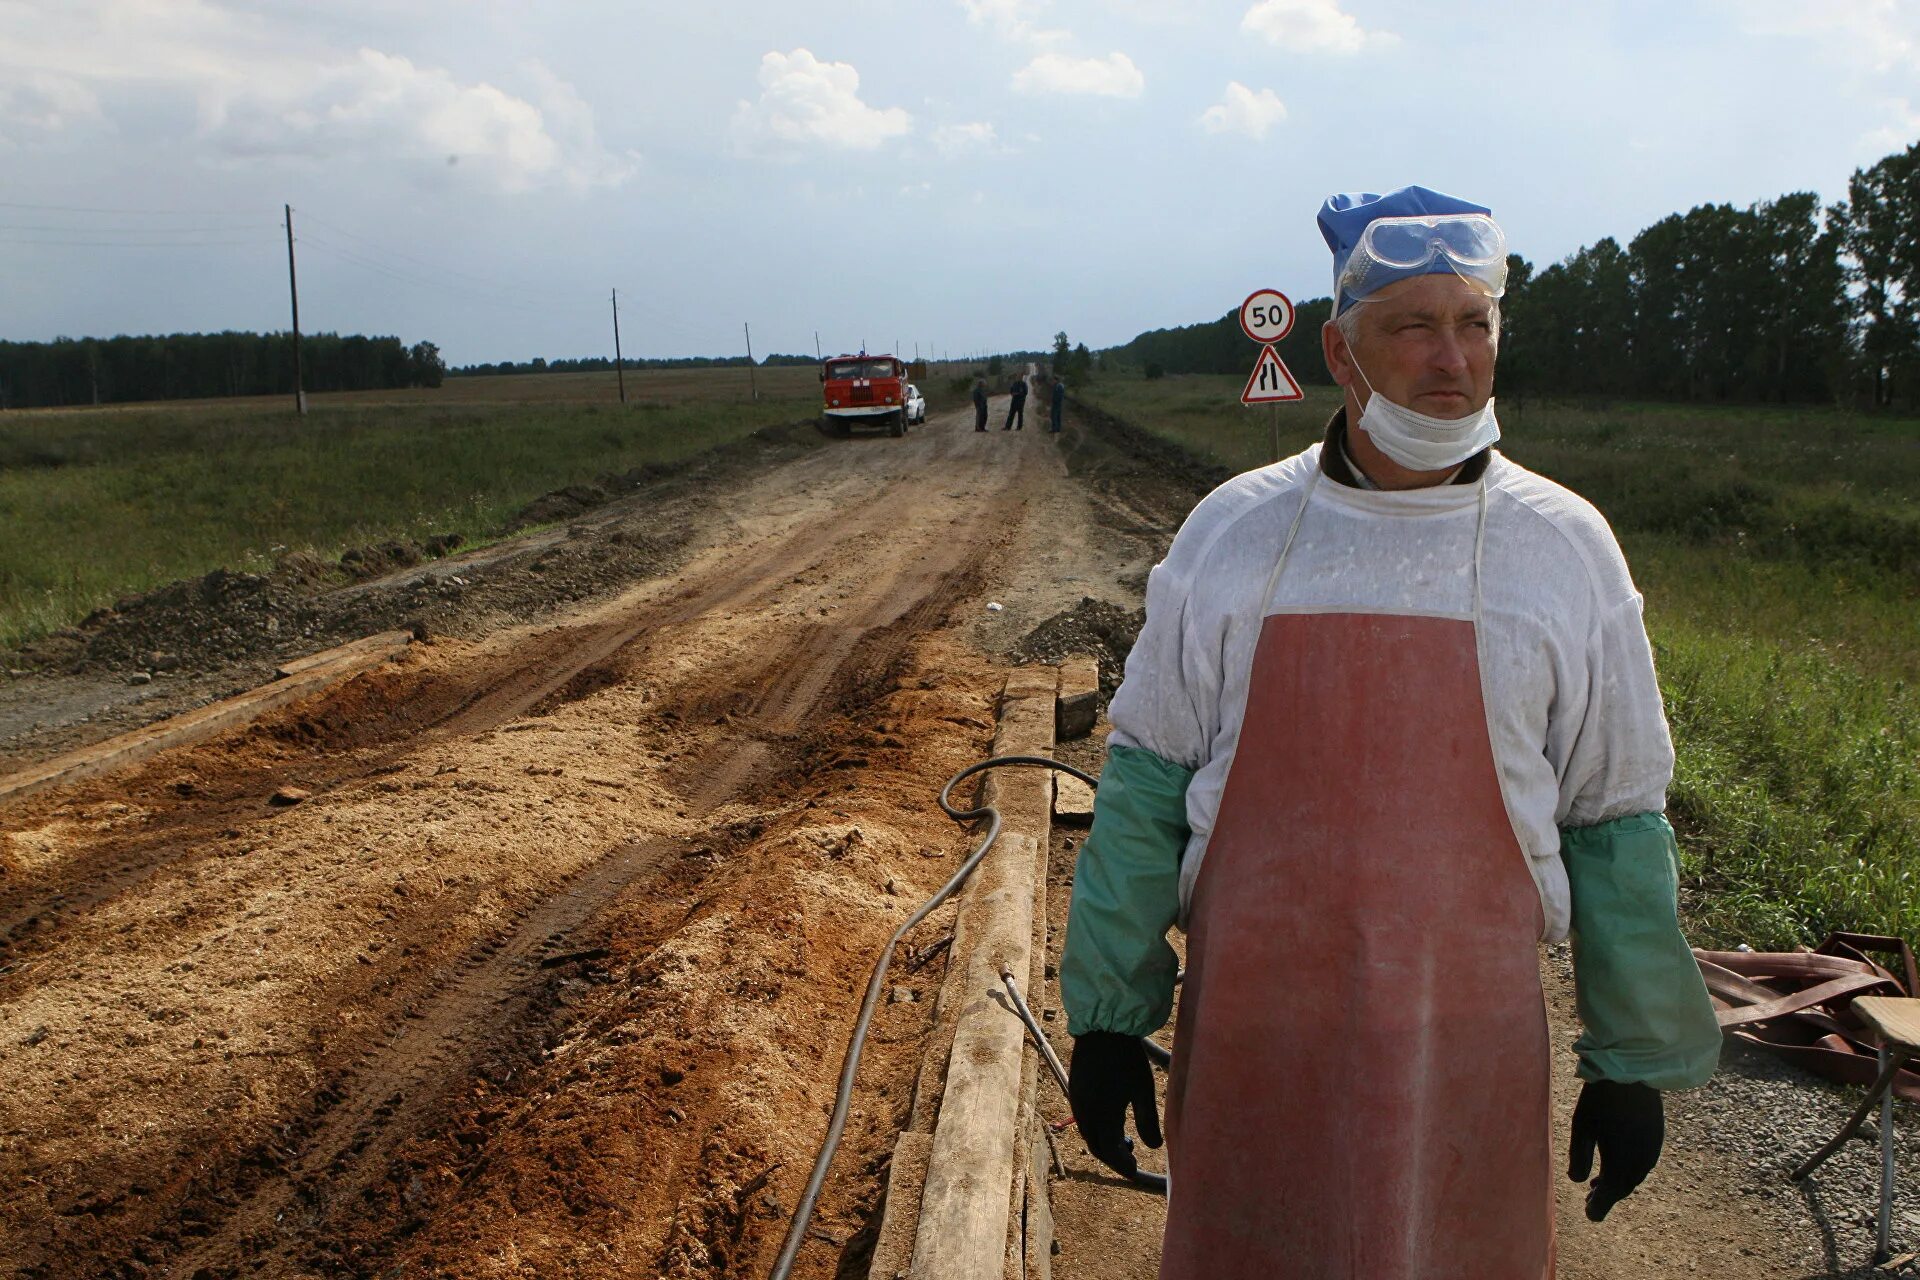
[1239,289,1295,344]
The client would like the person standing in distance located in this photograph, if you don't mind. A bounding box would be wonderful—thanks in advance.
[1059,184,1720,1278]
[1003,373,1027,431]
[973,377,989,432]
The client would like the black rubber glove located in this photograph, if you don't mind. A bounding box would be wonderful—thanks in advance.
[1568,1079,1664,1221]
[1068,1031,1162,1178]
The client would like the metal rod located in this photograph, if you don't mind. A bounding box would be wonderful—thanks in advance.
[1000,967,1168,1195]
[1793,1049,1907,1179]
[1880,1043,1897,1262]
[1001,967,1069,1094]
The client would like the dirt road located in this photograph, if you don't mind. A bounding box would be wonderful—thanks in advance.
[0,397,1161,1279]
[1,391,1907,1278]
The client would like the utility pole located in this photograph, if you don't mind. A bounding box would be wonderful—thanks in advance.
[744,321,758,401]
[611,288,626,404]
[814,330,822,361]
[284,203,306,416]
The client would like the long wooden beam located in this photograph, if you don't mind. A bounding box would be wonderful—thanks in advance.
[908,666,1058,1280]
[0,631,413,809]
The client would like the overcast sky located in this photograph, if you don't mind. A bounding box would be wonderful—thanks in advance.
[3,0,1917,365]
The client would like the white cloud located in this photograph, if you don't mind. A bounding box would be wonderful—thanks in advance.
[932,120,998,153]
[0,72,106,148]
[731,49,912,157]
[960,0,1067,46]
[1011,52,1144,98]
[201,50,635,193]
[1241,0,1394,55]
[0,1,634,191]
[1732,0,1917,74]
[1199,82,1288,140]
[1863,97,1920,154]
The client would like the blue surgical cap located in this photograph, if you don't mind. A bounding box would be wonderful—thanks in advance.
[1318,185,1493,314]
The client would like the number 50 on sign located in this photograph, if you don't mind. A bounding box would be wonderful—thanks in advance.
[1239,289,1295,344]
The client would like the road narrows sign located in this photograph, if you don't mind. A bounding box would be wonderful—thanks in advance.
[1239,288,1295,344]
[1241,343,1305,404]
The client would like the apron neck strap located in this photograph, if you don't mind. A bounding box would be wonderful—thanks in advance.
[1259,467,1491,625]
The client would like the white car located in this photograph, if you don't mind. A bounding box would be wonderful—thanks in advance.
[903,383,927,425]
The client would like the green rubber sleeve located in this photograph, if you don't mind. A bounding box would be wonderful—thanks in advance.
[1563,812,1721,1090]
[1061,744,1194,1038]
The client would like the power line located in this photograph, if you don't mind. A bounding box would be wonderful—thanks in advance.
[0,199,261,219]
[0,235,268,248]
[295,231,579,319]
[294,209,554,301]
[0,222,275,235]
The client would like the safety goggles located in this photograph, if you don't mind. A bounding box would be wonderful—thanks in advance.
[1338,213,1508,305]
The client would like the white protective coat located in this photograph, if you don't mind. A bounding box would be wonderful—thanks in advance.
[1108,443,1675,942]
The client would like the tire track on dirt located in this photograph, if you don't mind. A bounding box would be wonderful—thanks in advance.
[103,437,1012,1279]
[0,445,998,982]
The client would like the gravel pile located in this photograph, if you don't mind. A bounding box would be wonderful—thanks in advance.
[1013,596,1144,698]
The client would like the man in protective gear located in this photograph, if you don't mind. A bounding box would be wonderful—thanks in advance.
[1060,184,1720,1279]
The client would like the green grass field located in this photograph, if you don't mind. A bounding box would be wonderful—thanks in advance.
[0,368,825,650]
[1078,373,1920,950]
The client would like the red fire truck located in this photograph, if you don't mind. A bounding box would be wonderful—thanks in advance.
[820,352,911,437]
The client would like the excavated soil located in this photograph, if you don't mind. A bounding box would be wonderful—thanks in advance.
[3,390,1911,1279]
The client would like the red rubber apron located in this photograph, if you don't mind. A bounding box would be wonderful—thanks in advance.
[1162,475,1553,1279]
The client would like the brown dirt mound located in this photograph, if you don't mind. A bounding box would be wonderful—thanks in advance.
[1013,596,1143,697]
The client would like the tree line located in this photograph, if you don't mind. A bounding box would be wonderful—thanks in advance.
[1106,139,1920,409]
[0,332,445,409]
[452,353,819,377]
[1103,296,1338,385]
[1503,140,1918,406]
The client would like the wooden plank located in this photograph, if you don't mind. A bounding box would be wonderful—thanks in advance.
[1009,768,1053,1280]
[909,907,976,1136]
[273,628,416,679]
[1857,997,1920,1051]
[869,1131,935,1280]
[910,667,1056,1280]
[0,633,412,809]
[1021,1118,1055,1280]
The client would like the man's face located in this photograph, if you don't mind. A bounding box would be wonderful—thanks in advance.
[1326,273,1498,420]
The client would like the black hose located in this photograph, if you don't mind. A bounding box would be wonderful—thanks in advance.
[767,754,1098,1280]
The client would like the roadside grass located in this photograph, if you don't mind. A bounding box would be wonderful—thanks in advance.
[0,370,820,649]
[1078,372,1920,950]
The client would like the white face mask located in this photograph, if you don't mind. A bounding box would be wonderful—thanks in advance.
[1351,358,1500,472]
